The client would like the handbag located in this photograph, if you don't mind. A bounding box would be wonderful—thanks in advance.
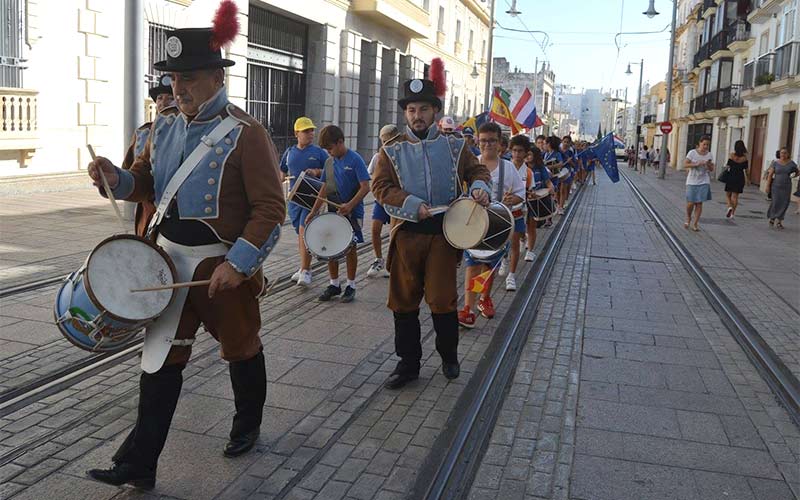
[717,167,731,184]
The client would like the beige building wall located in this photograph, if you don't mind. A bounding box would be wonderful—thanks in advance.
[0,0,491,177]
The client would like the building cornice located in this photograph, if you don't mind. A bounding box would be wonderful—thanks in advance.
[460,0,491,27]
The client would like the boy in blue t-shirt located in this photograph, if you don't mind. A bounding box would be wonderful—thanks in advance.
[280,117,329,287]
[306,125,371,303]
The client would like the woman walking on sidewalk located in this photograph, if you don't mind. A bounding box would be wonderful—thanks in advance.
[684,136,714,232]
[766,147,798,229]
[723,140,749,219]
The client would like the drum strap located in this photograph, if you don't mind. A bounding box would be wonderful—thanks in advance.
[495,159,505,202]
[323,156,339,203]
[146,115,240,236]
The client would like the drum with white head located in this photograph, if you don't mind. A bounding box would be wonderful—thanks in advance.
[54,235,177,352]
[304,212,355,261]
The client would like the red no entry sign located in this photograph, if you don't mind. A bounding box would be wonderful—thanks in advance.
[660,121,673,134]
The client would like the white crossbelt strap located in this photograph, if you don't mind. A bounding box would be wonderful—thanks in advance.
[146,115,239,235]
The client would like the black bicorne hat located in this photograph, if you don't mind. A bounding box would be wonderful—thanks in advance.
[153,28,236,72]
[148,74,174,101]
[398,79,443,110]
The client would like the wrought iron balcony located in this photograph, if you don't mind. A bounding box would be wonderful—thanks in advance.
[643,114,657,124]
[703,85,744,110]
[690,95,706,114]
[729,19,751,44]
[693,42,710,68]
[742,60,755,89]
[755,53,775,86]
[774,41,800,81]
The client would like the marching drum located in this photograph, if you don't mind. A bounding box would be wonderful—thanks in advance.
[304,212,355,261]
[54,235,177,352]
[443,198,513,251]
[556,167,571,179]
[466,246,508,264]
[527,189,554,221]
[287,171,324,211]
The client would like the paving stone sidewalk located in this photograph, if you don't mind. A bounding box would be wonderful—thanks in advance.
[468,172,799,500]
[623,166,800,379]
[0,192,562,500]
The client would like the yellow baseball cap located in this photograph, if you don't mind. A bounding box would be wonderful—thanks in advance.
[294,117,316,132]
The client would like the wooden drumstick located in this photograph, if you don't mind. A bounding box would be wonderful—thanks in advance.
[87,144,128,233]
[466,200,480,226]
[131,280,211,292]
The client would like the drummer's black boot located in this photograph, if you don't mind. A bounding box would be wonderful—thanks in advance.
[89,364,184,489]
[225,349,266,457]
[385,310,421,390]
[433,311,460,380]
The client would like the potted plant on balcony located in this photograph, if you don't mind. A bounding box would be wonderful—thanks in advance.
[755,73,775,86]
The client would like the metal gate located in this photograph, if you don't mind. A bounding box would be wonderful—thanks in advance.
[246,6,307,154]
[1,0,25,87]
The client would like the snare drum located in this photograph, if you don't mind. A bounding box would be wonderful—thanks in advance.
[466,246,508,264]
[443,199,513,251]
[304,212,355,261]
[54,235,177,352]
[527,190,555,221]
[287,171,324,211]
[557,167,570,179]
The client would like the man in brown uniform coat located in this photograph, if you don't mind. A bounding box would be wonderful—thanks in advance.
[86,2,285,488]
[372,78,491,389]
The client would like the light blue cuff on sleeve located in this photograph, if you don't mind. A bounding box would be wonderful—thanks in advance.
[225,225,281,277]
[469,180,491,197]
[111,167,135,200]
[383,194,425,222]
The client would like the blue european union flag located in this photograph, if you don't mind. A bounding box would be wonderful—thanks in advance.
[588,133,620,183]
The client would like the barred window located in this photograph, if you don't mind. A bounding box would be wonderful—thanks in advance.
[1,0,25,88]
[146,22,172,84]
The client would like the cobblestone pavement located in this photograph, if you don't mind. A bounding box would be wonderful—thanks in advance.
[0,187,559,499]
[624,166,800,378]
[467,172,799,500]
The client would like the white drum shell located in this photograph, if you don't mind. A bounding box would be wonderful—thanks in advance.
[304,212,354,260]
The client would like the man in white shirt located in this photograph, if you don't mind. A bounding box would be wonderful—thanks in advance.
[458,123,525,328]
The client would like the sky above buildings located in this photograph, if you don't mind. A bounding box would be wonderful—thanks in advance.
[492,0,672,103]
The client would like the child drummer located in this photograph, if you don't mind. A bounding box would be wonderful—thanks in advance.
[306,125,370,303]
[525,146,555,260]
[458,122,525,328]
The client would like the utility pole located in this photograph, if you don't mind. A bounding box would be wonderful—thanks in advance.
[634,59,644,156]
[658,1,678,179]
[622,86,628,143]
[122,0,143,221]
[484,0,496,110]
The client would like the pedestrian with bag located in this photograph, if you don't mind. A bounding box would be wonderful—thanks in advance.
[720,140,749,220]
[766,147,799,229]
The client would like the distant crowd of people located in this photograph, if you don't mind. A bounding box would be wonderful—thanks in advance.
[625,139,799,231]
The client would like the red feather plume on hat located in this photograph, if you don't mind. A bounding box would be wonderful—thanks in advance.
[210,0,240,51]
[428,57,447,99]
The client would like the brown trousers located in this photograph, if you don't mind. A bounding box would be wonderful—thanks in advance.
[387,230,460,314]
[164,256,265,367]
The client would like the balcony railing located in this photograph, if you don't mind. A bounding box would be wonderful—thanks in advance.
[755,53,775,85]
[743,60,755,89]
[729,19,751,44]
[704,84,744,110]
[643,114,657,124]
[694,42,710,68]
[690,95,705,114]
[774,41,800,80]
[1,88,38,141]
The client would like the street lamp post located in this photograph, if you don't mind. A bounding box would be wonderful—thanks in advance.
[626,60,644,155]
[645,0,678,179]
[484,0,496,110]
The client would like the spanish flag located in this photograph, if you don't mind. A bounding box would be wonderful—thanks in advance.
[489,88,522,134]
[468,268,494,294]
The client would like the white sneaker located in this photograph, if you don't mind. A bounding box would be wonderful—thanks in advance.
[367,258,389,278]
[297,270,312,287]
[291,269,301,282]
[505,274,517,291]
[524,250,535,262]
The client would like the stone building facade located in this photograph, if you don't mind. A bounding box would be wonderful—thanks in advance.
[0,0,491,176]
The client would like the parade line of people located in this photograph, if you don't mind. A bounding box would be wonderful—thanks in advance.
[78,1,601,489]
